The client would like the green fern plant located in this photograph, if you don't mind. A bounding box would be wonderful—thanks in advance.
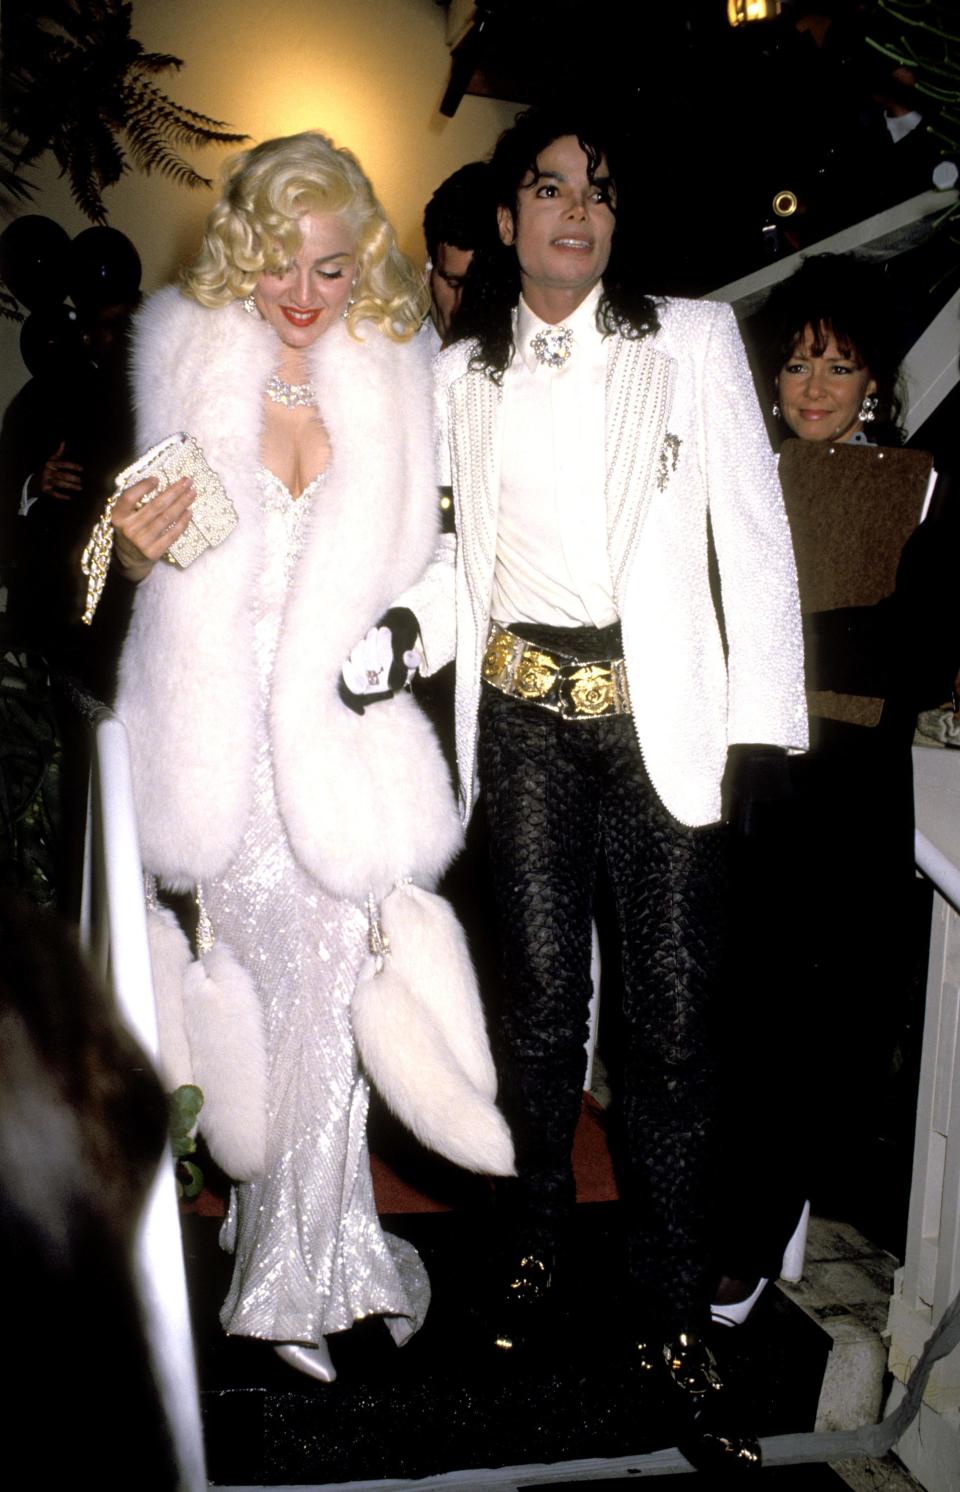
[1,0,247,223]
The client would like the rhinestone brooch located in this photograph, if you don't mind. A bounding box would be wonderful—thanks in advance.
[530,326,573,369]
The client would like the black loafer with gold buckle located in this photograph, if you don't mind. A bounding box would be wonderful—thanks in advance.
[489,1249,556,1354]
[635,1331,762,1474]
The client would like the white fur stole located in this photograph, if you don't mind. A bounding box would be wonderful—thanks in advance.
[353,882,515,1177]
[146,905,267,1181]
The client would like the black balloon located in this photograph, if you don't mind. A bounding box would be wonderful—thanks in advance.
[0,216,71,311]
[69,227,142,309]
[19,304,90,379]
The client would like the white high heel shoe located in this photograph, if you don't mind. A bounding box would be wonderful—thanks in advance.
[711,1274,768,1328]
[710,1200,810,1327]
[779,1198,810,1284]
[274,1340,337,1382]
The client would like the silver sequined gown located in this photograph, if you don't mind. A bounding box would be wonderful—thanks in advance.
[209,467,430,1347]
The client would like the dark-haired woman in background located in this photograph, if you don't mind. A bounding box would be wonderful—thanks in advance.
[713,254,956,1324]
[771,252,904,448]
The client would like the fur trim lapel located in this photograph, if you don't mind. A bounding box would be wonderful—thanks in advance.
[275,318,438,680]
[116,294,273,886]
[272,320,463,900]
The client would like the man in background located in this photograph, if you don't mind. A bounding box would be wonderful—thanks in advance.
[423,161,493,348]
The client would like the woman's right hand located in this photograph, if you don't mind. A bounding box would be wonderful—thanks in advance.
[111,474,195,583]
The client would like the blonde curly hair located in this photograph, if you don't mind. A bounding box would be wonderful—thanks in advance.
[181,131,428,341]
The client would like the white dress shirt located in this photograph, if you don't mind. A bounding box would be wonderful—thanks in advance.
[490,284,618,629]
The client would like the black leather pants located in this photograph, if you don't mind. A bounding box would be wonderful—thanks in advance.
[477,623,728,1333]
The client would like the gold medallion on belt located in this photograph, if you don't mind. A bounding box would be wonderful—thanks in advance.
[481,624,630,721]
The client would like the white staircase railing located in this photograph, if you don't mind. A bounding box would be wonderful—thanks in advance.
[77,695,207,1492]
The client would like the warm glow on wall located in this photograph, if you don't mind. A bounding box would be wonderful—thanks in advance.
[0,0,520,412]
[727,0,781,24]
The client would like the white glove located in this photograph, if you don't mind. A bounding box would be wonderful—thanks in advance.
[342,626,395,696]
[342,623,422,693]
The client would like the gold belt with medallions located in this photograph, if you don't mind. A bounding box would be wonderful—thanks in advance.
[481,623,631,721]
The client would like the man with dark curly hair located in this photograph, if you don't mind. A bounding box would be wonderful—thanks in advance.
[408,109,807,1469]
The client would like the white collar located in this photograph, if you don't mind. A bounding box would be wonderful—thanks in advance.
[516,282,604,373]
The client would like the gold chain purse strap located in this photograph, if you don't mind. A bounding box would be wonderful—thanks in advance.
[80,494,120,625]
[80,435,175,626]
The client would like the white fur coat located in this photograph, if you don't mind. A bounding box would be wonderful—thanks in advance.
[115,287,462,898]
[114,289,514,1178]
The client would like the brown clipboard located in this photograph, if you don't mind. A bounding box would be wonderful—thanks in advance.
[778,439,934,727]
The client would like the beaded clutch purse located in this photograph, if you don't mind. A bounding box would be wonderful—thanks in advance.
[81,432,237,623]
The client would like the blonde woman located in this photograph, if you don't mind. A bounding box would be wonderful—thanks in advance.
[109,133,491,1381]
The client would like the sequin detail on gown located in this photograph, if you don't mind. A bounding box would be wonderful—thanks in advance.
[212,466,430,1346]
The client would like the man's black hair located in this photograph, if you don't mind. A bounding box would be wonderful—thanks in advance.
[423,161,494,263]
[449,108,660,381]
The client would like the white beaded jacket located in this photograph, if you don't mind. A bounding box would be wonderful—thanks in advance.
[115,286,463,900]
[410,295,809,829]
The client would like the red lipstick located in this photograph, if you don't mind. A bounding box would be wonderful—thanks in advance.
[281,306,322,327]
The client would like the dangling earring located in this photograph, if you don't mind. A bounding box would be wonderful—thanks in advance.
[771,401,781,419]
[342,281,357,321]
[859,393,878,423]
[241,294,260,318]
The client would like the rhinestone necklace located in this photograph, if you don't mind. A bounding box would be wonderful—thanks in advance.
[266,374,316,409]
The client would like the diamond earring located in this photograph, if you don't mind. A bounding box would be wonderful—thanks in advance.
[771,401,781,419]
[859,394,878,423]
[241,294,260,317]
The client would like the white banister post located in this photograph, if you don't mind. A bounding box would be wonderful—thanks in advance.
[78,701,207,1492]
[885,748,960,1492]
